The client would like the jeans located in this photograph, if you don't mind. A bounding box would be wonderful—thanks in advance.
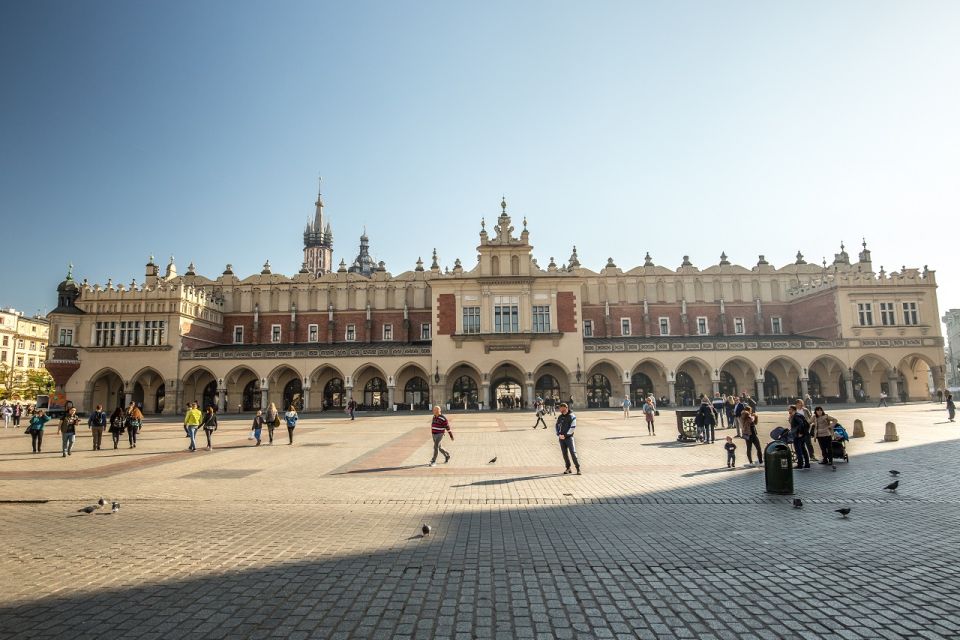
[804,434,815,459]
[204,428,214,448]
[287,426,295,444]
[817,436,834,463]
[61,432,76,455]
[733,415,743,437]
[187,426,198,450]
[253,427,262,443]
[726,451,735,467]
[31,430,43,452]
[794,438,810,467]
[744,434,763,464]
[560,436,580,470]
[128,425,138,447]
[91,427,104,450]
[431,432,450,463]
[704,423,715,443]
[112,431,121,448]
[714,407,725,427]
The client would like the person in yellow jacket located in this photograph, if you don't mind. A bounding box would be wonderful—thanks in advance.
[184,402,202,452]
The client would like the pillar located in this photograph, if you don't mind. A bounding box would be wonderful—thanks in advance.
[668,381,676,404]
[174,383,184,414]
[525,382,534,408]
[345,385,354,405]
[124,388,133,408]
[388,385,396,410]
[570,381,586,408]
[844,376,855,403]
[755,378,765,405]
[622,382,631,402]
[887,376,899,403]
[932,366,946,400]
[303,387,311,412]
[480,383,490,410]
[800,378,809,398]
[712,380,720,396]
[260,385,269,410]
[430,383,443,409]
[217,383,226,413]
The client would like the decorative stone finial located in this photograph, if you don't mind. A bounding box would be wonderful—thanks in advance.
[862,237,867,250]
[338,258,347,273]
[757,255,769,266]
[415,257,424,272]
[568,246,580,268]
[377,260,386,272]
[522,216,527,230]
[644,252,653,267]
[430,248,439,270]
[261,260,272,275]
[454,258,462,268]
[147,255,155,265]
[224,263,234,275]
[795,251,806,265]
[681,255,692,267]
[501,196,507,214]
[719,251,729,266]
[186,261,196,276]
[481,217,485,230]
[66,263,74,281]
[606,257,616,268]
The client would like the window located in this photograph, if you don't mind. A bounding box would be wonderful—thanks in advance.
[620,318,631,336]
[659,317,670,336]
[0,351,5,361]
[271,325,282,343]
[16,339,24,349]
[462,306,481,334]
[143,320,165,346]
[583,319,593,337]
[420,323,432,340]
[857,303,873,326]
[308,324,319,342]
[345,324,356,342]
[1,336,7,346]
[40,343,46,352]
[771,317,783,334]
[16,356,23,367]
[29,340,36,351]
[119,321,140,346]
[233,326,244,344]
[31,326,37,333]
[879,302,895,326]
[734,317,745,335]
[382,324,393,341]
[95,321,116,347]
[696,317,708,335]
[58,328,73,346]
[28,356,36,368]
[493,295,520,333]
[902,302,919,325]
[533,306,551,333]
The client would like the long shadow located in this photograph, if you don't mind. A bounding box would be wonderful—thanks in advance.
[1,436,958,639]
[337,464,425,474]
[450,474,557,487]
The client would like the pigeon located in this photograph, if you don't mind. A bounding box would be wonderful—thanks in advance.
[835,507,851,518]
[488,456,497,464]
[889,470,900,477]
[421,524,431,535]
[97,497,106,507]
[78,502,103,515]
[792,498,803,509]
[111,501,120,514]
[884,480,899,492]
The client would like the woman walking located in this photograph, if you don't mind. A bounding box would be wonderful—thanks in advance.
[641,397,656,435]
[284,406,298,444]
[251,410,265,446]
[810,407,838,464]
[108,407,125,450]
[126,403,143,448]
[200,406,218,451]
[264,402,279,444]
[948,394,956,422]
[88,404,107,450]
[58,406,81,457]
[740,406,763,466]
[28,409,51,453]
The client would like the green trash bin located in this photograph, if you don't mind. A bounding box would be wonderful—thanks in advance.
[764,442,794,495]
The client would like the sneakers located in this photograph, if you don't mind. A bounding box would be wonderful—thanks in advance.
[563,468,572,474]
[444,453,450,464]
[576,469,582,475]
[429,462,437,467]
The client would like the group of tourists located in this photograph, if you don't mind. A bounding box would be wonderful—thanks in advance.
[620,395,659,435]
[1,402,27,429]
[22,402,144,456]
[182,401,299,451]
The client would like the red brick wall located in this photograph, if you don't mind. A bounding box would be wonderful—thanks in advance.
[437,294,455,335]
[789,290,839,338]
[581,306,607,337]
[181,320,223,351]
[221,310,434,344]
[557,291,577,333]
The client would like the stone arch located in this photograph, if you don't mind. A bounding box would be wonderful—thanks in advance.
[763,356,804,403]
[266,365,302,410]
[489,360,526,409]
[181,366,217,412]
[308,364,346,411]
[224,364,260,413]
[446,361,482,410]
[850,353,893,402]
[808,354,848,400]
[350,363,388,407]
[719,356,758,398]
[395,362,431,410]
[586,360,620,408]
[533,360,571,402]
[630,358,667,404]
[674,357,711,406]
[87,367,126,413]
[130,366,165,414]
[898,352,937,401]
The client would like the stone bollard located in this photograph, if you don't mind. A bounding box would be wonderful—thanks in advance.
[852,419,865,438]
[883,421,899,442]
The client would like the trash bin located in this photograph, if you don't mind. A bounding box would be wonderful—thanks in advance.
[764,442,794,495]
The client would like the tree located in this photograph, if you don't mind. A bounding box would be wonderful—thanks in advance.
[25,369,55,399]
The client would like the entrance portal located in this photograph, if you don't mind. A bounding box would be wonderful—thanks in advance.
[492,379,523,410]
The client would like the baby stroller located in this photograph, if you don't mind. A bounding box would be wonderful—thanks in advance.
[770,427,797,463]
[831,424,850,463]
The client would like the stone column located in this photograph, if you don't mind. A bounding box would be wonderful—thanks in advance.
[712,380,720,395]
[668,381,676,404]
[800,378,809,398]
[932,366,946,400]
[174,382,183,415]
[302,386,311,412]
[124,384,133,409]
[216,382,226,412]
[260,384,269,411]
[430,383,443,409]
[887,375,899,403]
[345,385,354,405]
[844,376,855,403]
[524,382,534,407]
[622,382,631,402]
[480,383,490,410]
[755,378,765,405]
[388,385,396,410]
[570,381,586,408]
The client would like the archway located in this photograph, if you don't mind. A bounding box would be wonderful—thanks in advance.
[675,358,711,406]
[631,360,667,405]
[898,353,935,401]
[404,376,430,410]
[719,371,737,397]
[202,380,217,411]
[267,365,302,413]
[311,364,345,411]
[764,356,803,404]
[363,377,388,410]
[587,373,611,408]
[131,367,165,414]
[853,354,892,402]
[182,367,216,412]
[719,357,757,398]
[490,362,525,410]
[283,378,304,411]
[242,379,262,411]
[532,361,570,404]
[535,375,560,402]
[323,378,345,410]
[630,372,653,406]
[89,369,125,412]
[674,371,695,406]
[225,365,260,413]
[155,384,165,414]
[586,360,621,408]
[809,355,847,402]
[763,371,780,402]
[452,375,479,410]
[807,371,822,400]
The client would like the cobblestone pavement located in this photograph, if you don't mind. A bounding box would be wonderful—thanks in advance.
[0,404,958,639]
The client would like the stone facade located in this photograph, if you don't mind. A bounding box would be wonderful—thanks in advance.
[1,307,50,398]
[45,191,946,414]
[942,309,960,388]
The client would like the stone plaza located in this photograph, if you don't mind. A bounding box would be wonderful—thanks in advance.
[0,403,958,639]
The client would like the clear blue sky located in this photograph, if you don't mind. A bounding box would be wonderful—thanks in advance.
[2,1,958,318]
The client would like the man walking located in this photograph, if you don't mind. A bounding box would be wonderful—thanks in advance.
[532,403,548,429]
[429,405,453,467]
[695,398,716,444]
[184,401,202,451]
[878,390,889,407]
[555,402,581,475]
[621,395,631,418]
[711,392,726,428]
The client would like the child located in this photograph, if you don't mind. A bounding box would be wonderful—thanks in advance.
[251,410,264,446]
[724,436,737,468]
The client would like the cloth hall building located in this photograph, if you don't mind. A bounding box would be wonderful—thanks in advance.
[46,189,946,415]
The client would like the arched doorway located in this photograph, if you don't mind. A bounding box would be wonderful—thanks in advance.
[90,369,125,411]
[133,382,145,410]
[363,377,388,410]
[283,378,303,411]
[587,373,611,408]
[452,375,478,410]
[807,371,822,400]
[493,379,523,409]
[535,374,560,402]
[719,371,737,397]
[763,371,780,402]
[630,372,653,406]
[242,379,261,411]
[155,384,165,414]
[404,376,429,410]
[675,371,695,406]
[202,380,217,411]
[323,378,345,410]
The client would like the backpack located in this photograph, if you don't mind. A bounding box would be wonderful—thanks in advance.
[734,402,745,417]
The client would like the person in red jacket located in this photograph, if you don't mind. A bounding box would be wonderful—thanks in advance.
[428,405,453,467]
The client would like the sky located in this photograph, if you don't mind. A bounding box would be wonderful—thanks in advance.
[1,0,958,321]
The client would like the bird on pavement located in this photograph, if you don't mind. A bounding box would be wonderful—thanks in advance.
[421,524,431,535]
[488,456,497,464]
[884,480,899,492]
[835,507,851,518]
[889,470,900,477]
[97,497,105,507]
[792,498,803,509]
[78,502,103,515]
[111,501,120,514]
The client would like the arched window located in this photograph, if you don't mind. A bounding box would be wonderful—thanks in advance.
[452,375,479,410]
[719,371,737,397]
[283,378,303,411]
[323,378,345,410]
[763,371,780,401]
[363,377,389,410]
[630,372,653,406]
[491,255,500,275]
[510,255,520,275]
[404,376,430,410]
[242,379,261,411]
[807,371,822,399]
[587,373,611,408]
[535,374,560,401]
[674,371,695,405]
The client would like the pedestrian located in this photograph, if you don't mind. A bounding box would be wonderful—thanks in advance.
[725,395,736,430]
[184,402,201,451]
[58,406,80,457]
[284,405,298,444]
[810,406,838,465]
[877,390,889,407]
[641,397,656,435]
[937,388,944,404]
[733,396,746,437]
[108,406,125,449]
[795,399,816,462]
[555,402,581,474]
[533,402,548,429]
[740,406,762,466]
[428,405,453,467]
[200,406,218,451]
[947,394,955,422]
[724,436,737,468]
[788,405,811,469]
[265,402,280,444]
[126,402,143,448]
[804,392,813,408]
[695,398,716,444]
[251,409,265,446]
[1,403,11,428]
[347,399,356,420]
[622,395,631,418]
[12,403,22,428]
[88,404,107,451]
[712,393,726,428]
[28,409,51,453]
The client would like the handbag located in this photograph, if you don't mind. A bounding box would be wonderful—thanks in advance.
[654,410,660,416]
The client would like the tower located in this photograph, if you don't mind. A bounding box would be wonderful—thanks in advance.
[303,178,333,276]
